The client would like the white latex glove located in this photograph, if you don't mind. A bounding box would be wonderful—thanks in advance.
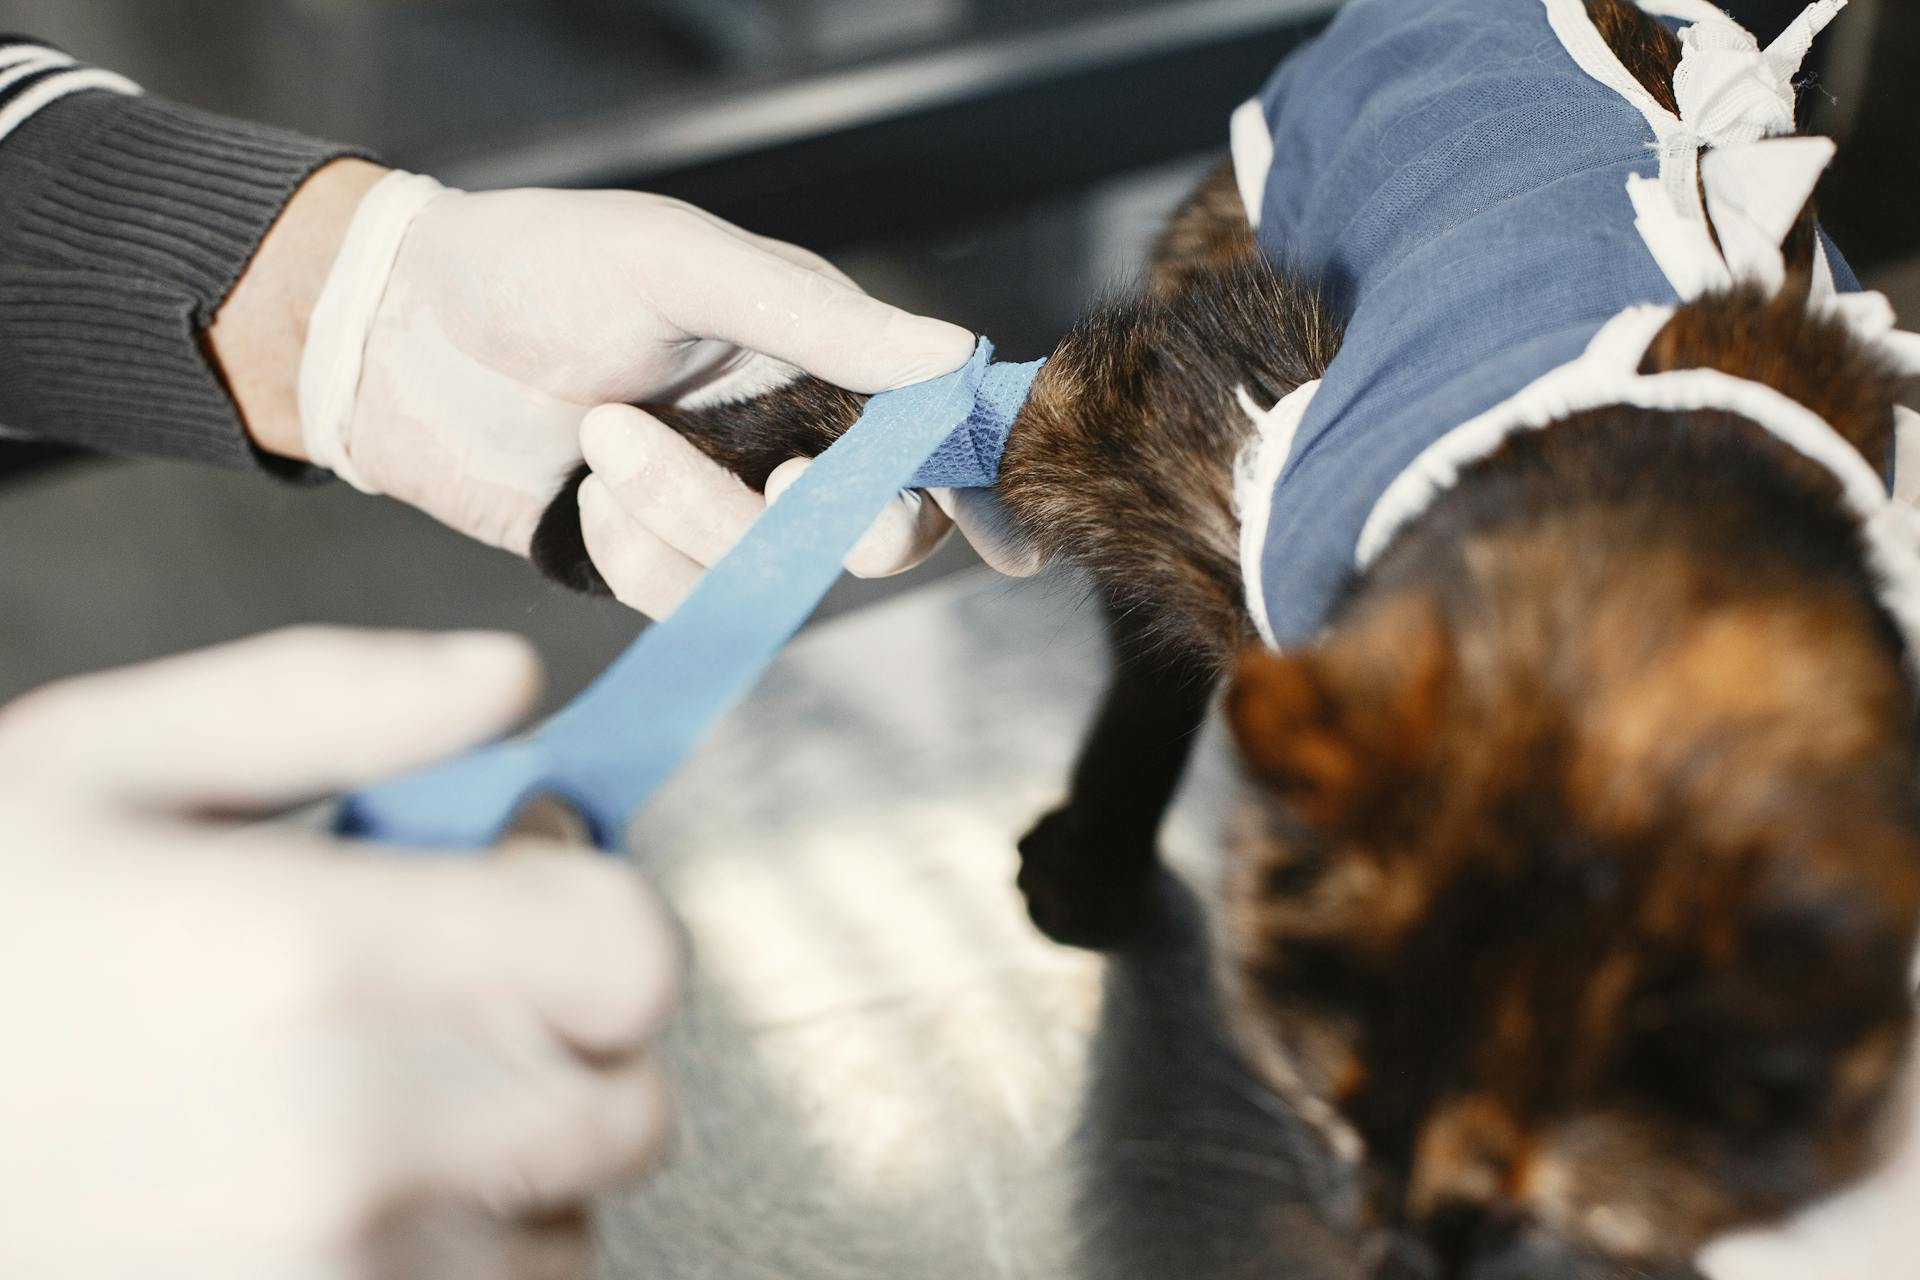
[0,628,681,1280]
[575,407,1047,618]
[300,172,1037,612]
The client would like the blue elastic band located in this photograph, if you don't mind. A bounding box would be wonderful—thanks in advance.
[908,355,1039,488]
[338,338,1045,852]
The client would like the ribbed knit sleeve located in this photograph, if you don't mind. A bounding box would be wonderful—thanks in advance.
[0,38,375,475]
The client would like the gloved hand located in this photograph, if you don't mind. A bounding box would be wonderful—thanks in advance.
[0,628,681,1280]
[572,407,1047,618]
[297,169,1040,616]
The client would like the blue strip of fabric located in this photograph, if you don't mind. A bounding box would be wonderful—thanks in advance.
[339,337,1044,851]
[908,355,1040,487]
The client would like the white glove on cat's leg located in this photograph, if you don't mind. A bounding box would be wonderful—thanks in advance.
[0,628,681,1280]
[299,171,982,603]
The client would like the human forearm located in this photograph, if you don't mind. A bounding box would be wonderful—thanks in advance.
[205,157,389,463]
[0,39,371,472]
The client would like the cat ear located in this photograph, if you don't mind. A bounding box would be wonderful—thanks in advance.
[1227,595,1451,824]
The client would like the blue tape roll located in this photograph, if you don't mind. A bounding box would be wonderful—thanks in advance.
[338,338,1045,851]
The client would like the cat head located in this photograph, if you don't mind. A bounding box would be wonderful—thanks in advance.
[1218,566,1920,1275]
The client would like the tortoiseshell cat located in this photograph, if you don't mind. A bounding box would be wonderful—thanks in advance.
[532,2,1920,1274]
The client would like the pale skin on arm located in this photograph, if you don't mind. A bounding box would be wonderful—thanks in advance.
[205,157,390,464]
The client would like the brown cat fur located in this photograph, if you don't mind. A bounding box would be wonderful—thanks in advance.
[529,1,1920,1274]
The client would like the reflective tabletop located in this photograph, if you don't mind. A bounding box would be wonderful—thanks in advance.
[593,570,1700,1280]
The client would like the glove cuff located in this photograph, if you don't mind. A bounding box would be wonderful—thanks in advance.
[298,169,449,493]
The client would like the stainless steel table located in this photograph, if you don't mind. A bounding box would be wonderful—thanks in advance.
[598,569,1353,1278]
[594,570,1694,1280]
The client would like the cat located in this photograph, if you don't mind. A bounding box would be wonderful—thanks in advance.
[530,1,1920,1275]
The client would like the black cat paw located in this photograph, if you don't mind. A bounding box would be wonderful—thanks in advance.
[1016,807,1156,951]
[530,463,614,598]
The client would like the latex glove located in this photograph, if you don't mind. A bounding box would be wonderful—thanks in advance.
[299,172,989,577]
[0,628,681,1280]
[575,406,1047,619]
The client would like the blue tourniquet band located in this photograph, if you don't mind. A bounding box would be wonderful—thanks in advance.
[907,354,1043,488]
[338,337,1045,852]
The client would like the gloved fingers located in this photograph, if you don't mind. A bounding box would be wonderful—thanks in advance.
[765,457,956,578]
[0,627,540,812]
[364,1202,592,1280]
[931,487,1050,577]
[115,834,681,1243]
[487,1215,594,1280]
[660,345,806,413]
[333,846,683,1059]
[442,1056,675,1218]
[577,476,705,620]
[668,199,863,292]
[363,858,679,1216]
[579,403,765,567]
[647,223,975,394]
[841,488,954,579]
[109,822,681,1059]
[739,232,862,290]
[498,1215,595,1280]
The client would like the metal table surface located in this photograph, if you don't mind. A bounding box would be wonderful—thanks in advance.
[589,569,1700,1280]
[599,565,1354,1278]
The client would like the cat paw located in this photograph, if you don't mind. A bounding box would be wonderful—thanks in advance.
[1016,807,1156,951]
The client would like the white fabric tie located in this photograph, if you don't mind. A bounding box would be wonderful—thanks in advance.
[1625,2,1920,373]
[297,171,450,494]
[1574,0,1851,304]
[1230,98,1276,232]
[1233,379,1321,649]
[1671,0,1845,148]
[1698,136,1833,291]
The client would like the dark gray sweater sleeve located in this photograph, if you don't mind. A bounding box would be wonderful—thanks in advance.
[0,38,374,475]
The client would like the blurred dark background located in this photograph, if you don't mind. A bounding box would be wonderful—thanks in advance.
[0,0,1343,352]
[2,0,1908,264]
[0,0,1912,707]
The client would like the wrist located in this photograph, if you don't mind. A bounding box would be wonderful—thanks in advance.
[206,158,389,462]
